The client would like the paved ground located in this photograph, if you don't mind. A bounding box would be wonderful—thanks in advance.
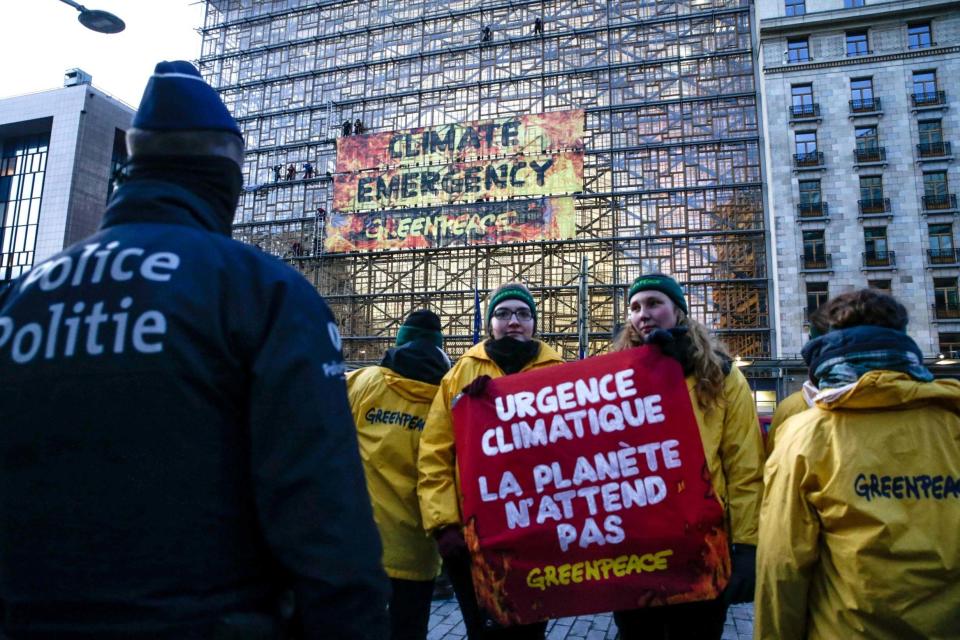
[428,599,754,640]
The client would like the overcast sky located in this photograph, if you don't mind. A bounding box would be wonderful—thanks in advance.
[1,1,205,107]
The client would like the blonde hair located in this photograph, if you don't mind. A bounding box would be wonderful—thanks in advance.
[612,310,729,410]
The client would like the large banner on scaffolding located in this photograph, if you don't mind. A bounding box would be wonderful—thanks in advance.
[325,197,576,252]
[326,110,584,252]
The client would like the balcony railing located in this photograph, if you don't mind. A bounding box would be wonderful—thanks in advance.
[933,304,960,320]
[798,202,828,218]
[862,250,895,268]
[793,151,824,168]
[922,194,958,211]
[854,146,886,163]
[849,97,881,114]
[789,103,820,119]
[912,90,946,108]
[858,198,890,215]
[802,254,832,271]
[928,248,960,265]
[918,141,952,158]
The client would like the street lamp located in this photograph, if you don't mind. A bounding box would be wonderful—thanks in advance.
[58,0,125,34]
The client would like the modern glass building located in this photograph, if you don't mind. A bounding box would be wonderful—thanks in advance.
[0,71,134,283]
[199,0,770,366]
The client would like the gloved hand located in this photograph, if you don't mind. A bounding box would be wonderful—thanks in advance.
[461,375,492,398]
[434,525,468,560]
[722,543,757,605]
[644,327,691,365]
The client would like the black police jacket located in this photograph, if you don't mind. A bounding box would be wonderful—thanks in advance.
[0,174,388,638]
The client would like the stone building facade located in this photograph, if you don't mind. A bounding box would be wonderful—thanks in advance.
[758,0,960,358]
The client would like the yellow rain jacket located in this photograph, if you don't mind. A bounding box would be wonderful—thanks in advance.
[756,371,960,639]
[417,341,563,533]
[348,366,441,581]
[687,365,765,546]
[765,390,810,457]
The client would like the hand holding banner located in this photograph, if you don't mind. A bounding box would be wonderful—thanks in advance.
[451,346,730,625]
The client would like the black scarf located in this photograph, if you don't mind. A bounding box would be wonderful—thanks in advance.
[483,337,541,375]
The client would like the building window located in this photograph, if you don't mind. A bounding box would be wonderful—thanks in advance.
[850,77,876,112]
[785,0,805,16]
[864,227,890,266]
[855,125,881,160]
[844,0,865,6]
[790,84,815,117]
[107,128,127,202]
[908,22,933,49]
[806,282,829,319]
[934,278,960,319]
[924,171,948,196]
[855,126,878,150]
[0,133,49,282]
[798,179,823,217]
[787,37,810,63]
[939,332,960,357]
[868,279,892,295]
[912,70,940,106]
[803,230,827,269]
[918,119,946,156]
[929,223,955,263]
[795,131,818,165]
[923,171,952,210]
[859,175,885,213]
[846,30,869,57]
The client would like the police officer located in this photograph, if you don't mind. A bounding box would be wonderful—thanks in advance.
[348,310,451,640]
[0,61,388,639]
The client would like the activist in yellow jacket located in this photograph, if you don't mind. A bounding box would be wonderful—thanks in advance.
[348,356,445,581]
[417,339,564,534]
[615,276,764,548]
[612,273,764,638]
[756,322,960,639]
[765,389,809,457]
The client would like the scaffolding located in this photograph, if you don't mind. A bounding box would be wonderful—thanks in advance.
[200,0,769,364]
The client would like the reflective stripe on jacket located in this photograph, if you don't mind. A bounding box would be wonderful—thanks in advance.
[348,366,441,581]
[417,341,563,533]
[756,371,960,640]
[686,365,764,546]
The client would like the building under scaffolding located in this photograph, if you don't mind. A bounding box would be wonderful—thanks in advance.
[198,0,770,366]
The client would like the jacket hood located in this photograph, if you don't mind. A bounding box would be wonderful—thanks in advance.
[380,339,450,386]
[815,370,960,413]
[379,367,440,403]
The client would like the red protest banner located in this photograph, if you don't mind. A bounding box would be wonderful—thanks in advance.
[451,346,730,626]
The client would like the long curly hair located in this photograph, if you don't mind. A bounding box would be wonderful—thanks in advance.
[612,310,730,411]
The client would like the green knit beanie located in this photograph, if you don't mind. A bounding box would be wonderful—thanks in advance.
[627,274,688,314]
[486,283,537,333]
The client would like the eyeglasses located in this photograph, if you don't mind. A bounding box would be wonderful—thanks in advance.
[492,308,533,321]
